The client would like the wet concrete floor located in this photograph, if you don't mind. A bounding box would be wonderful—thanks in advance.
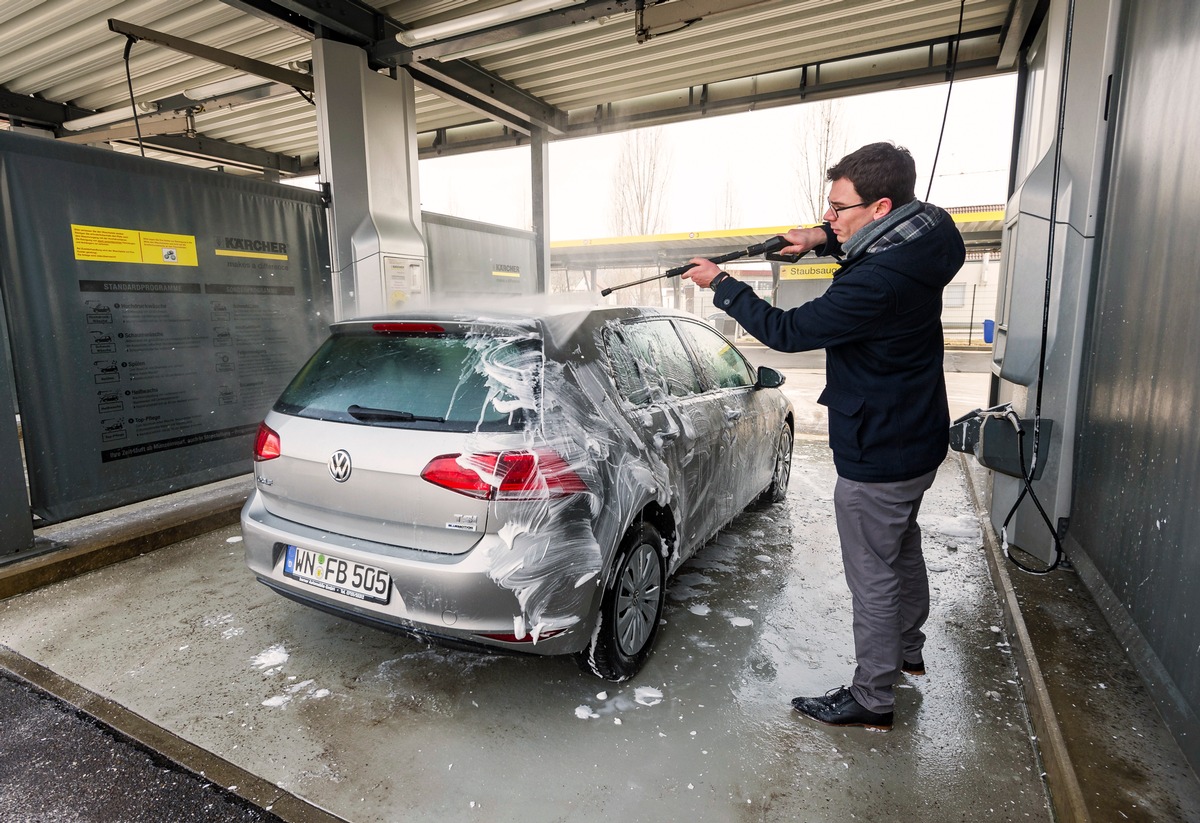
[0,366,1057,821]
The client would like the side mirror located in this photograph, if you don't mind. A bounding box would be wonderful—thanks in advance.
[756,366,786,388]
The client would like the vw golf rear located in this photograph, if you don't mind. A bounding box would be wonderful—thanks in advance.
[242,306,793,680]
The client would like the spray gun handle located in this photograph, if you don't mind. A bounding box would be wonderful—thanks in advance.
[746,235,790,256]
[664,261,698,278]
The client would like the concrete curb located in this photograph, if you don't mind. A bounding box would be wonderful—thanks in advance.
[0,475,253,600]
[957,453,1091,822]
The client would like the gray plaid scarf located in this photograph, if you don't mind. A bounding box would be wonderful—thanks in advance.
[841,199,939,260]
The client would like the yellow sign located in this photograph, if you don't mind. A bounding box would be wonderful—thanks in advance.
[71,224,198,267]
[780,263,840,281]
[215,249,288,261]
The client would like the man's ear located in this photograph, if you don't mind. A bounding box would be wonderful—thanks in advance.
[872,197,894,219]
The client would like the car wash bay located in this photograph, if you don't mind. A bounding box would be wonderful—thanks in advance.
[0,366,1060,823]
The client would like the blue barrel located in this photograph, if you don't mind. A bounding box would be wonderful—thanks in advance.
[983,319,995,344]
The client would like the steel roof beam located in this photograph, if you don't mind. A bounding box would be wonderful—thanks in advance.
[134,133,303,174]
[0,88,89,127]
[998,0,1050,69]
[406,59,567,136]
[221,0,570,140]
[108,19,313,92]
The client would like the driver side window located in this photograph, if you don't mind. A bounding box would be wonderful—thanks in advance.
[675,320,755,389]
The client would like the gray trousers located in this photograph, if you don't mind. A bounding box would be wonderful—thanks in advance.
[834,468,938,713]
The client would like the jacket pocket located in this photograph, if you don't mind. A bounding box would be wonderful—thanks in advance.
[817,386,864,461]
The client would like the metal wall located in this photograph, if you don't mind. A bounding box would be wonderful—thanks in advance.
[423,213,538,300]
[1069,0,1200,769]
[0,132,332,525]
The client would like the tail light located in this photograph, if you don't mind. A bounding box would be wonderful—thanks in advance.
[253,422,281,461]
[372,322,445,334]
[421,450,587,500]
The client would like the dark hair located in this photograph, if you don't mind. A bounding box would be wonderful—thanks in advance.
[826,142,917,206]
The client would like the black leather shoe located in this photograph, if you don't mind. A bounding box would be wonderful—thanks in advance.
[791,686,893,731]
[901,658,926,676]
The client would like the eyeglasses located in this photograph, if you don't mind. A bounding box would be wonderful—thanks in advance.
[826,200,873,218]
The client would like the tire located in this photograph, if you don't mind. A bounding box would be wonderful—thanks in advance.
[750,424,794,509]
[578,522,666,681]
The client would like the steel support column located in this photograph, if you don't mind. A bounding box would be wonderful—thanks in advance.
[531,126,551,293]
[312,38,426,318]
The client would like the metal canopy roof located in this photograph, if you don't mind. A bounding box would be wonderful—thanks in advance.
[549,205,1005,270]
[0,0,1029,177]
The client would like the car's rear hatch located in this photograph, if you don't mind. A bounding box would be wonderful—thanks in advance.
[254,319,543,556]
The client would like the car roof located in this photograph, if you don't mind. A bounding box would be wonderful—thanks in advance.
[337,298,703,357]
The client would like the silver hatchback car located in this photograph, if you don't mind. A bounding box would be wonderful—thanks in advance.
[241,303,793,680]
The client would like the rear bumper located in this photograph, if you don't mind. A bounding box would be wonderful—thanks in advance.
[240,491,592,656]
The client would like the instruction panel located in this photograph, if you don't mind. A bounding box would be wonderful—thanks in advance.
[0,131,332,523]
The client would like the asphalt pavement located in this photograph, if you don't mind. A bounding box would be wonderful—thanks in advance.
[0,669,281,823]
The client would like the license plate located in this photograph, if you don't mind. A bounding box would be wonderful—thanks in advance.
[284,546,391,605]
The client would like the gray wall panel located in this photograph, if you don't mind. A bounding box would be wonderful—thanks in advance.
[1072,0,1200,755]
[0,132,332,524]
[424,212,537,299]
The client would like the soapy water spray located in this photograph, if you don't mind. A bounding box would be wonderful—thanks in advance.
[599,236,798,296]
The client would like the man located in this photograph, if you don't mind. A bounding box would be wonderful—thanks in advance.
[683,142,965,731]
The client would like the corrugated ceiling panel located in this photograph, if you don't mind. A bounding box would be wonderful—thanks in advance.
[0,0,1012,171]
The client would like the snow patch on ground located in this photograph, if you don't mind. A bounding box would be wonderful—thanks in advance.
[923,514,983,544]
[634,686,663,706]
[728,616,754,627]
[251,644,289,672]
[689,604,711,616]
[574,684,667,718]
[262,679,332,708]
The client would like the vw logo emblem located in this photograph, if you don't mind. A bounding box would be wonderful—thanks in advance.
[329,449,352,482]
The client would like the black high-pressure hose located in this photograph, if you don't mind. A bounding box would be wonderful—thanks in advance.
[122,35,145,157]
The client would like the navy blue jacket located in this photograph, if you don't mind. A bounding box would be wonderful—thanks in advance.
[713,209,966,482]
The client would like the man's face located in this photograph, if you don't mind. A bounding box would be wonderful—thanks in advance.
[824,178,887,243]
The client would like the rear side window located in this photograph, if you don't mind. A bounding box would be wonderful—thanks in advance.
[274,330,538,432]
[675,320,755,389]
[611,319,701,400]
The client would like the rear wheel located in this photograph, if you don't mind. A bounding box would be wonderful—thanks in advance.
[578,522,665,681]
[751,424,793,509]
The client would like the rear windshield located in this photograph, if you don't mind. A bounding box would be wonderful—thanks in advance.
[274,330,540,432]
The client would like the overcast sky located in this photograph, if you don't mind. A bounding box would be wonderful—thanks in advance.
[417,73,1018,241]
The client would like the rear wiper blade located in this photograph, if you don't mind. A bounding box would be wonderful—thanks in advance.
[347,404,445,424]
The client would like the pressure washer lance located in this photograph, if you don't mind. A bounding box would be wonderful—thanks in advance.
[599,235,797,296]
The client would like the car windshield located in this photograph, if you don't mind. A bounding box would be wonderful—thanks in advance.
[274,329,539,432]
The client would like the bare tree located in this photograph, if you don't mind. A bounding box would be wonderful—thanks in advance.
[713,175,739,229]
[793,100,847,225]
[609,127,672,235]
[606,127,673,305]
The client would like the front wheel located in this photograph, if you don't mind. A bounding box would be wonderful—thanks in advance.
[577,522,666,681]
[750,424,793,509]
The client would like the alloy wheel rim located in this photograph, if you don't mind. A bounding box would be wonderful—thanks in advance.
[775,431,793,492]
[615,542,662,655]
